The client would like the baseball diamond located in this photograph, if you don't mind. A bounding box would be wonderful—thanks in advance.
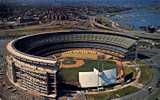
[6,31,138,98]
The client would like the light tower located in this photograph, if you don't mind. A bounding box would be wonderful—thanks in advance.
[134,37,140,67]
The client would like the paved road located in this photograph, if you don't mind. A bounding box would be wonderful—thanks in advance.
[114,47,160,100]
[114,67,160,100]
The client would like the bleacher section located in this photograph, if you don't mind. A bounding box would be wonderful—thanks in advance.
[62,49,98,59]
[14,31,136,58]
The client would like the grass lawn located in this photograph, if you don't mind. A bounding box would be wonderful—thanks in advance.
[60,59,116,82]
[0,25,73,38]
[139,65,153,84]
[86,86,139,100]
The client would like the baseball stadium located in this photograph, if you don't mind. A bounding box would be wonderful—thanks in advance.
[6,31,140,99]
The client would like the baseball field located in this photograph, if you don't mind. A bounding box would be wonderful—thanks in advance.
[59,58,116,83]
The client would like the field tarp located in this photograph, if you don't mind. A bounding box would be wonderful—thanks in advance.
[79,68,116,88]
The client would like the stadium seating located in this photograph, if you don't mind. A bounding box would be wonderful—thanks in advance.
[62,49,98,59]
[14,32,136,58]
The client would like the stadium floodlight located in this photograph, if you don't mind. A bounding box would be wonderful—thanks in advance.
[135,42,138,62]
[134,37,140,62]
[97,61,99,91]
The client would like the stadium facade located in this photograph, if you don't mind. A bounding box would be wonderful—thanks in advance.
[6,31,137,98]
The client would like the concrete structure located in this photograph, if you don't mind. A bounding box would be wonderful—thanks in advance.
[6,31,137,98]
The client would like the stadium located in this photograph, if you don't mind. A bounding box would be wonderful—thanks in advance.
[6,31,138,98]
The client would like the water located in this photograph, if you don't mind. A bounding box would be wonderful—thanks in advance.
[3,0,160,31]
[111,9,160,30]
[5,0,160,7]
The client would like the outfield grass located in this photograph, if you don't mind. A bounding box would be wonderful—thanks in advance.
[60,59,116,82]
[86,86,139,100]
